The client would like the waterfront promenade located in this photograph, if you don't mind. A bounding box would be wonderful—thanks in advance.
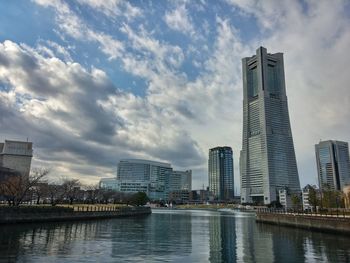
[0,205,151,224]
[256,209,350,235]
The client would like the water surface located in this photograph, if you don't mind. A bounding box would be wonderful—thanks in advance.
[0,209,349,262]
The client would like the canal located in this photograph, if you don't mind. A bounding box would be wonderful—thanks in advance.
[0,209,349,262]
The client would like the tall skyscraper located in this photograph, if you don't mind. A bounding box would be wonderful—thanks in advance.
[208,146,234,200]
[315,140,350,191]
[240,47,300,205]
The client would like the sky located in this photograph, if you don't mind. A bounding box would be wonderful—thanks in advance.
[0,0,350,191]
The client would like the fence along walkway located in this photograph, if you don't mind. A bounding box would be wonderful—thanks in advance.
[257,208,350,219]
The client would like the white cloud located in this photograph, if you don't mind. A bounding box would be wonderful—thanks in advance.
[0,40,206,184]
[5,0,350,190]
[77,0,142,20]
[164,3,195,36]
[34,0,125,60]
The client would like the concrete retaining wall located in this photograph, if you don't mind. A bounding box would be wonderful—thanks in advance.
[0,207,151,224]
[256,213,350,235]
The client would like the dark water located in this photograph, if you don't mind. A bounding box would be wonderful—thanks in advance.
[0,210,349,263]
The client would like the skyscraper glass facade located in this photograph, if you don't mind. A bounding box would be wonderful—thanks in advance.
[240,47,300,205]
[208,146,234,200]
[315,140,350,191]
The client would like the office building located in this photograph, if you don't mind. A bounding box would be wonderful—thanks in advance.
[99,178,120,190]
[117,159,172,200]
[208,146,234,200]
[0,140,33,177]
[240,47,301,205]
[166,170,192,192]
[315,140,350,191]
[99,159,192,200]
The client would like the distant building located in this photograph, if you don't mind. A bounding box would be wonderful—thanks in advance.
[0,166,21,180]
[302,184,318,211]
[99,159,192,201]
[118,180,149,193]
[208,146,234,200]
[315,140,350,191]
[99,178,119,190]
[0,140,33,177]
[240,47,301,205]
[169,190,190,203]
[117,159,172,200]
[278,188,292,209]
[165,170,192,198]
[190,189,211,203]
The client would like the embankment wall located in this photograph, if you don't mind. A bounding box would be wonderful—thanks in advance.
[0,206,151,224]
[256,213,350,235]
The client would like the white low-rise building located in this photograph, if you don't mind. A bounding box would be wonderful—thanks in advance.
[0,140,33,177]
[278,189,292,209]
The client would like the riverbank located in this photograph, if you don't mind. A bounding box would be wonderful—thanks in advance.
[256,212,350,235]
[0,206,151,224]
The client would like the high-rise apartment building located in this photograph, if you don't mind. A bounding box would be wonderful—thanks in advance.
[208,146,234,200]
[240,47,300,205]
[315,140,350,191]
[0,140,33,177]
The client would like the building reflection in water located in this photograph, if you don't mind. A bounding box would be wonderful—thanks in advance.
[0,221,103,262]
[0,211,350,262]
[234,212,274,263]
[209,214,236,263]
[110,211,192,259]
[209,212,350,263]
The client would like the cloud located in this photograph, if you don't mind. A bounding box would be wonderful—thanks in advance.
[34,0,125,60]
[0,40,206,184]
[77,0,142,20]
[164,3,195,36]
[3,0,350,190]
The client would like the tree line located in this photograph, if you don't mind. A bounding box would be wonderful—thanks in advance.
[0,169,149,206]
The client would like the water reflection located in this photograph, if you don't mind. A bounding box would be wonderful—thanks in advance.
[0,211,349,262]
[209,214,236,262]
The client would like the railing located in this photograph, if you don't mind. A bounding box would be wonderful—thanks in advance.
[0,205,142,214]
[256,208,350,219]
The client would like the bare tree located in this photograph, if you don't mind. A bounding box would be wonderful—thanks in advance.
[0,168,49,206]
[61,179,81,205]
[84,184,100,204]
[32,181,49,204]
[47,184,63,206]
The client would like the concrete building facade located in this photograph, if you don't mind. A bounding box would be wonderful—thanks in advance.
[208,146,234,200]
[240,47,301,205]
[0,140,33,177]
[315,140,350,191]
